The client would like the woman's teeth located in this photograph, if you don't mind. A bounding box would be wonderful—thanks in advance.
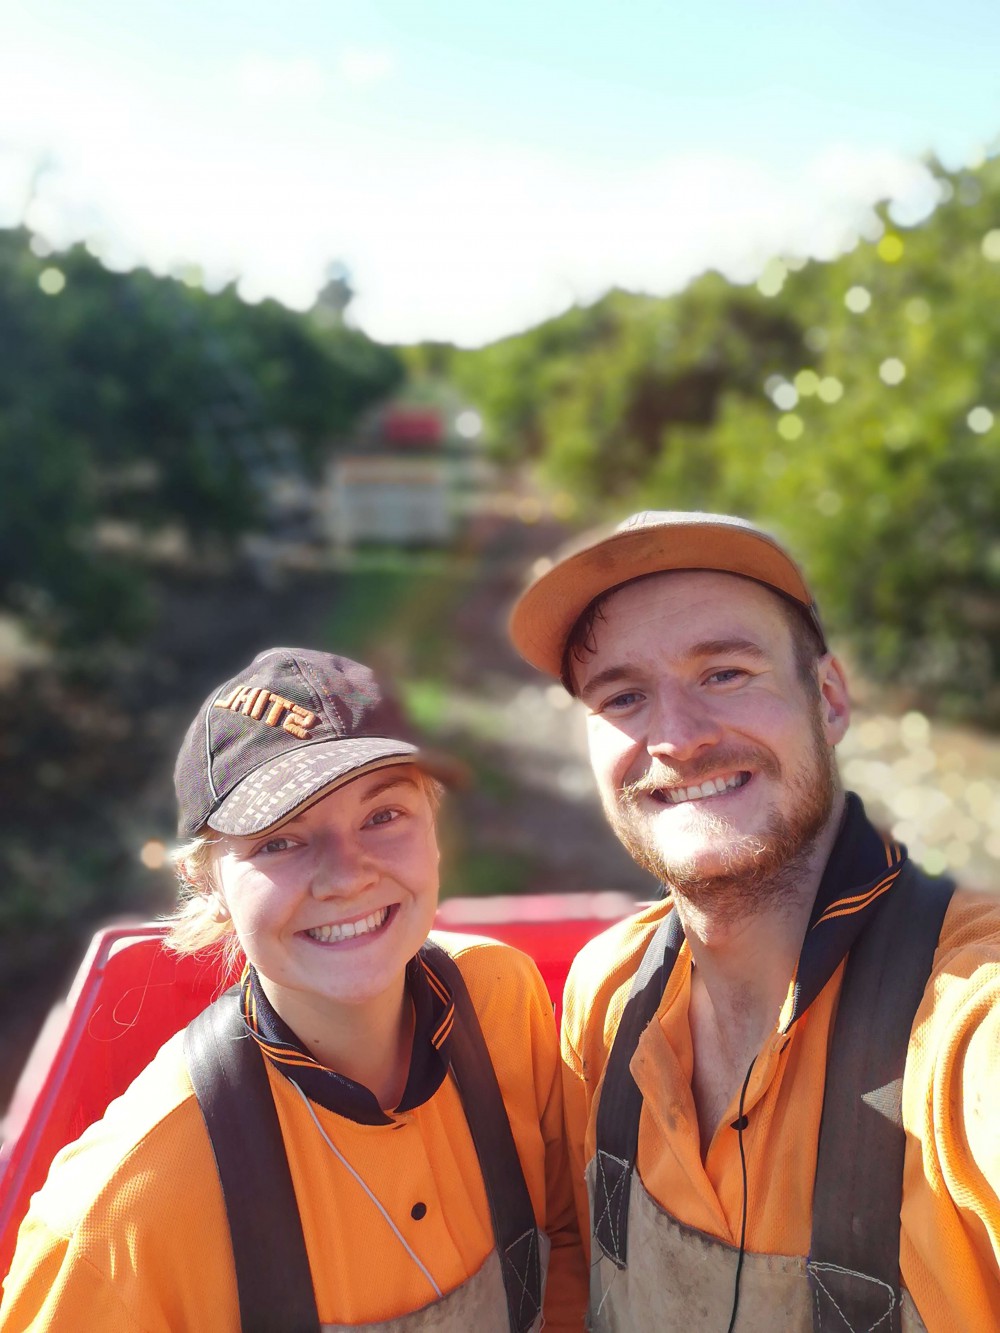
[660,773,749,804]
[306,907,389,942]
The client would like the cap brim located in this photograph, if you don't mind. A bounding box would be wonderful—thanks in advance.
[509,519,818,678]
[206,738,431,836]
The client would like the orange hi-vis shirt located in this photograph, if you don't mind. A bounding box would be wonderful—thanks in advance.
[0,934,587,1333]
[562,799,1000,1333]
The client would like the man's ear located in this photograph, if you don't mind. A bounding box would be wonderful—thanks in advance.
[816,653,850,745]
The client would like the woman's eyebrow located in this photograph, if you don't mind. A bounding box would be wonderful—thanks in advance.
[359,775,421,801]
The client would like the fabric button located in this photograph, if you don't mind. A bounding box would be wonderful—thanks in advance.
[410,1202,427,1220]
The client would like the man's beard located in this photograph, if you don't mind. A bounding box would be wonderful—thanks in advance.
[604,716,838,924]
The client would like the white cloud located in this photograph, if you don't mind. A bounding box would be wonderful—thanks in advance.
[343,144,940,343]
[233,54,326,103]
[335,47,397,88]
[0,33,942,346]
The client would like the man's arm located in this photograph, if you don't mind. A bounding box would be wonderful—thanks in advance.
[900,890,1000,1329]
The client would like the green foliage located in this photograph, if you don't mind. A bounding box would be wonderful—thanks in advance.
[0,229,403,651]
[450,157,1000,724]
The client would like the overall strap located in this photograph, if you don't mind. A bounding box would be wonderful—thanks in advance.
[421,939,543,1333]
[809,862,955,1332]
[184,988,319,1333]
[592,909,685,1268]
[186,949,545,1333]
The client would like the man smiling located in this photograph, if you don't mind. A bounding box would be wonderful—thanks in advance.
[509,511,1000,1333]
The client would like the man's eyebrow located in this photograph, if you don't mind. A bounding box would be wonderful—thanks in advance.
[577,665,637,702]
[577,639,769,701]
[688,638,769,661]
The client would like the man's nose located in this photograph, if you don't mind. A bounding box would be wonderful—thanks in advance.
[645,685,723,764]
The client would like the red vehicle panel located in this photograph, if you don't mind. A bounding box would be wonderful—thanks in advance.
[0,892,637,1281]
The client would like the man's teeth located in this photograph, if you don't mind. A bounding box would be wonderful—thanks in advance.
[664,773,748,804]
[306,907,389,942]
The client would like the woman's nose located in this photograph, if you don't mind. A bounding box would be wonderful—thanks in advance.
[306,836,377,899]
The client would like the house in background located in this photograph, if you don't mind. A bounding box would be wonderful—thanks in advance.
[323,395,487,549]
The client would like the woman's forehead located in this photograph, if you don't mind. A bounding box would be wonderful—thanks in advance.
[218,764,428,848]
[286,765,425,820]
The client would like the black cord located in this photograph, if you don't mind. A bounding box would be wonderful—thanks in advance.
[725,1056,757,1333]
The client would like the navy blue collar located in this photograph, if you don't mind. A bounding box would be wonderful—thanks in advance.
[782,791,906,1030]
[240,947,455,1125]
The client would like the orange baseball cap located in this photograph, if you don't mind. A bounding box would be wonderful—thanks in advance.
[509,509,826,679]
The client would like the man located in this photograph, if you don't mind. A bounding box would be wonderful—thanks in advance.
[508,511,1000,1333]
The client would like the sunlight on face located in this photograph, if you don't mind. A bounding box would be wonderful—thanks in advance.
[578,572,847,909]
[212,765,441,1022]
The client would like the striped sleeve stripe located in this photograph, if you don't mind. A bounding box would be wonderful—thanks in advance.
[420,956,451,1003]
[882,837,902,867]
[432,1007,455,1048]
[419,955,455,1049]
[814,870,899,926]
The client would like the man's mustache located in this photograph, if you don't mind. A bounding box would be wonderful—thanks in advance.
[620,750,780,802]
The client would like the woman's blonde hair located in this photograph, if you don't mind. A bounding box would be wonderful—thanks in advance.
[163,833,244,973]
[162,767,444,970]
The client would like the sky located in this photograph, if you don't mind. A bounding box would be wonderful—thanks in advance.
[2,0,999,345]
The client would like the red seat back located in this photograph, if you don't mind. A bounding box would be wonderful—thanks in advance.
[0,892,634,1281]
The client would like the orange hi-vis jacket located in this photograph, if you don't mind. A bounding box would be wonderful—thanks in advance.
[0,934,588,1332]
[561,797,1000,1333]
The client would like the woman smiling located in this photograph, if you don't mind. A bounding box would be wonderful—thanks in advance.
[0,647,586,1332]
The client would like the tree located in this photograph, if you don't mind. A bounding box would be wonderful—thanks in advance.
[445,155,1000,724]
[0,229,403,652]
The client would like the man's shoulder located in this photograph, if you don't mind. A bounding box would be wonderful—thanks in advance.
[905,885,1000,1079]
[937,884,1000,952]
[926,885,1000,996]
[568,898,672,987]
[562,899,674,1053]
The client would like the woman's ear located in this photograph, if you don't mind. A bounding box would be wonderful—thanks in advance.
[208,892,230,924]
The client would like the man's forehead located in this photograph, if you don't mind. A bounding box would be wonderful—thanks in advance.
[598,567,789,624]
[570,570,794,692]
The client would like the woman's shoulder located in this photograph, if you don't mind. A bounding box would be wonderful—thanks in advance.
[25,1026,218,1242]
[426,929,552,1022]
[4,1027,235,1329]
[428,927,545,984]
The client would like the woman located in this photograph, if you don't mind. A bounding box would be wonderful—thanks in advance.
[0,647,586,1331]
